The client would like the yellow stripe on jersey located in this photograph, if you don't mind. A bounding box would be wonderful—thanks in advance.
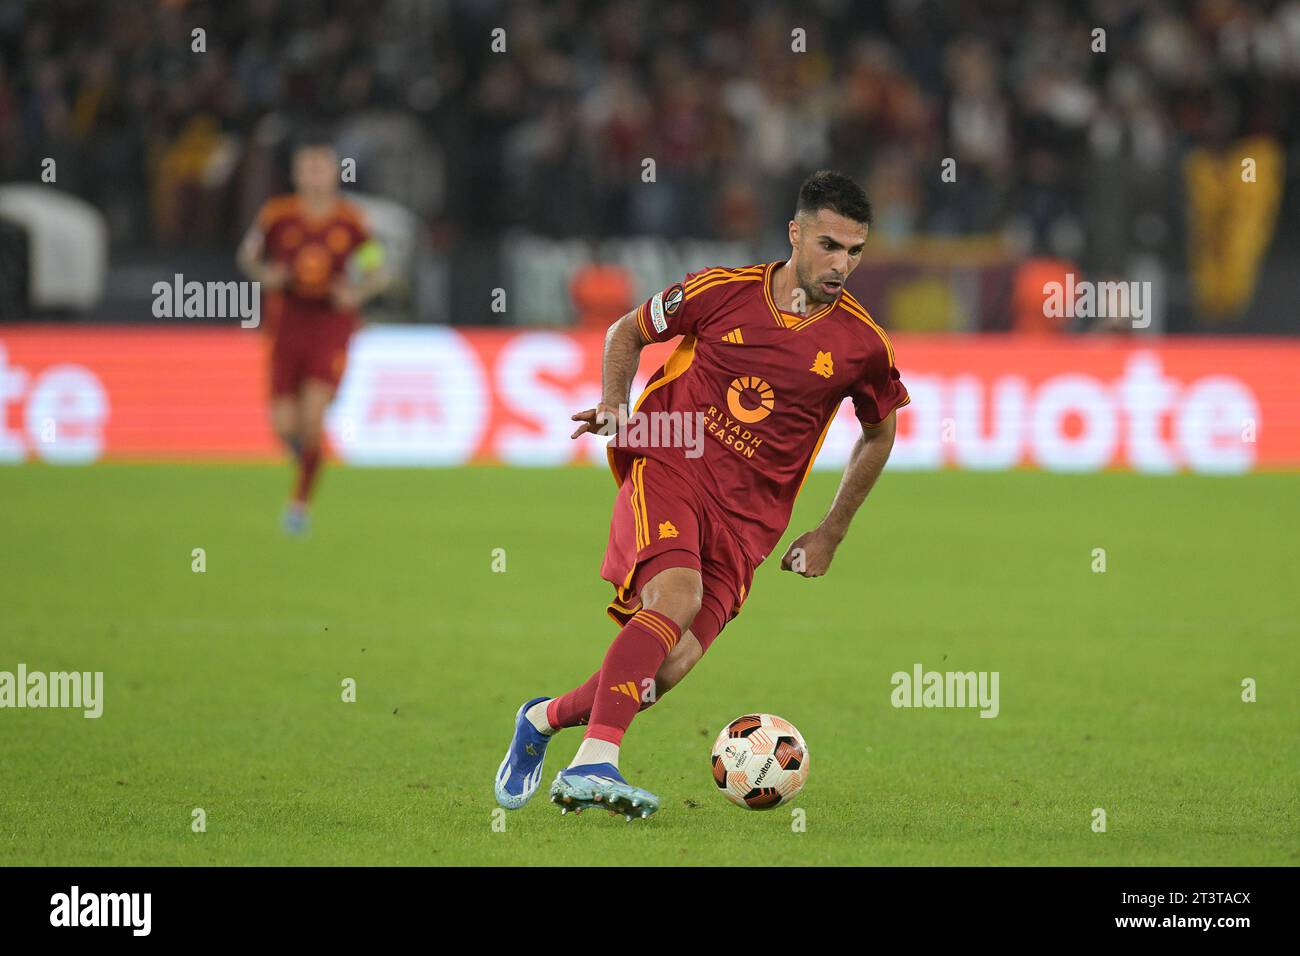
[840,293,896,366]
[606,332,698,485]
[761,262,786,327]
[638,460,651,550]
[626,458,642,550]
[761,260,834,330]
[684,272,763,303]
[789,300,835,330]
[632,335,697,414]
[862,392,912,427]
[684,265,764,294]
[796,414,837,499]
[630,458,649,550]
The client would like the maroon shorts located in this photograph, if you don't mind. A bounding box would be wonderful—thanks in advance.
[601,455,755,651]
[269,313,354,397]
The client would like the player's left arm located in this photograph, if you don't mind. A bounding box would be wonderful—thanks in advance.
[779,412,896,578]
[331,239,389,311]
[781,333,908,578]
[330,208,390,312]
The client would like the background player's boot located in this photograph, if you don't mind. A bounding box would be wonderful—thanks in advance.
[494,696,552,809]
[549,762,660,821]
[282,502,309,536]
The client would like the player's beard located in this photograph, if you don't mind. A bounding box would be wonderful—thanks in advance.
[797,262,839,309]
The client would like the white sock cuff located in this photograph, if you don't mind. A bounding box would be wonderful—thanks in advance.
[570,737,620,769]
[525,699,555,735]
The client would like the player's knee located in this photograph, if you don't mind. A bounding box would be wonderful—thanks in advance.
[639,567,702,633]
[270,410,297,441]
[298,421,324,451]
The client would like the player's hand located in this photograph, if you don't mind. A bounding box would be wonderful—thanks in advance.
[570,402,625,439]
[779,528,841,577]
[330,280,363,311]
[261,263,291,291]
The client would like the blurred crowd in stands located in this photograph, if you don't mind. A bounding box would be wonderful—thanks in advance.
[1,0,1296,329]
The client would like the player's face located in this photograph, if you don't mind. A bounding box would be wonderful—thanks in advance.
[791,209,868,305]
[292,147,339,197]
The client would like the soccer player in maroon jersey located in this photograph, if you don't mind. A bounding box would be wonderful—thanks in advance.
[494,171,909,818]
[237,136,387,534]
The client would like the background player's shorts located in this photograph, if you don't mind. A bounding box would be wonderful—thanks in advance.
[601,456,755,651]
[269,315,354,397]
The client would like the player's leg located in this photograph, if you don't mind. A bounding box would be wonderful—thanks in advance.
[295,377,333,494]
[654,629,704,696]
[549,564,700,819]
[284,330,349,532]
[497,458,704,816]
[532,628,702,734]
[284,377,334,532]
[519,559,741,738]
[500,622,702,812]
[564,569,700,747]
[270,327,312,532]
[526,558,734,737]
[541,528,747,815]
[498,458,691,811]
[499,625,702,812]
[573,565,700,761]
[546,461,711,816]
[270,396,301,456]
[269,324,304,457]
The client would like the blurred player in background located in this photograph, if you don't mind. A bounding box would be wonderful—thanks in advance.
[237,136,387,534]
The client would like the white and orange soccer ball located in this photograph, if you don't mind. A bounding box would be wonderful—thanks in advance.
[710,713,809,809]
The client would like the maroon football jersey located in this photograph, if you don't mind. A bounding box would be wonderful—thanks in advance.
[256,195,371,328]
[608,261,909,564]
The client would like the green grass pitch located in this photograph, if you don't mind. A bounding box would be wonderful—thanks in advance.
[0,463,1296,866]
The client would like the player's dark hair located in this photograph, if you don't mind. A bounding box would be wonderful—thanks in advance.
[290,127,337,155]
[795,171,873,226]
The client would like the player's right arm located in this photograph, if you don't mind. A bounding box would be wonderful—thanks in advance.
[570,272,709,439]
[236,208,291,290]
[570,307,647,439]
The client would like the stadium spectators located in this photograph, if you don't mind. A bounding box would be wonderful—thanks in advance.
[2,0,1297,328]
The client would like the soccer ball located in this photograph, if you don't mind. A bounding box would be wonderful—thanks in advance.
[710,713,809,809]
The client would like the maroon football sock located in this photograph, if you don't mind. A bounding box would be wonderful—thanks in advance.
[547,663,665,730]
[546,670,601,730]
[294,446,322,504]
[584,609,680,746]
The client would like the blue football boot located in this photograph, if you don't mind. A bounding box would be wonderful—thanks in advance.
[549,762,660,821]
[494,697,552,809]
[282,503,309,536]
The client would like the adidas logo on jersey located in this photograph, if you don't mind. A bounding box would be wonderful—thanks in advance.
[722,328,744,344]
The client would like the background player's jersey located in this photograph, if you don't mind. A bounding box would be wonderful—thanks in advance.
[608,261,910,564]
[256,195,371,328]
